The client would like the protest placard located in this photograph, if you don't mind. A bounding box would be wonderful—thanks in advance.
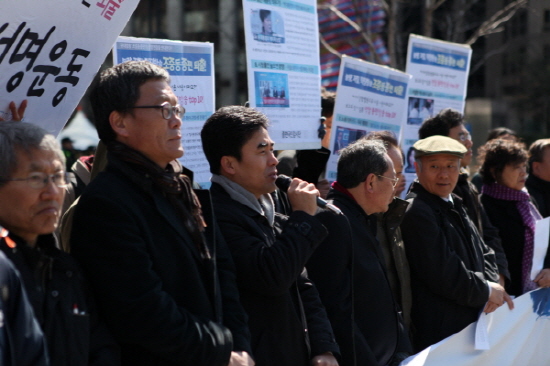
[402,35,472,189]
[242,0,322,150]
[113,37,215,186]
[0,0,139,135]
[324,55,411,181]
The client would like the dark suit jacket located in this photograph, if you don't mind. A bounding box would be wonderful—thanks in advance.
[71,154,251,366]
[0,248,48,366]
[308,189,411,366]
[526,174,550,218]
[1,234,119,366]
[210,182,339,366]
[402,183,498,352]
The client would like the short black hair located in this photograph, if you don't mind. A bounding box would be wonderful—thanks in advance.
[486,127,518,142]
[418,108,464,139]
[528,138,550,170]
[337,139,388,189]
[90,61,170,142]
[321,88,336,118]
[201,106,269,175]
[364,130,399,149]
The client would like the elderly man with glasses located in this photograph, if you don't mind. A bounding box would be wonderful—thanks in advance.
[0,121,119,365]
[306,139,412,366]
[69,61,253,366]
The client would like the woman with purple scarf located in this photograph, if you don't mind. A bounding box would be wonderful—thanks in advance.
[478,139,550,297]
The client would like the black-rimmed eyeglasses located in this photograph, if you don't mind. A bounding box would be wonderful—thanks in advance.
[130,101,185,120]
[377,174,400,188]
[2,171,69,189]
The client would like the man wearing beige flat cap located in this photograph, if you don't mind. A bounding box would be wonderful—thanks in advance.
[400,136,514,352]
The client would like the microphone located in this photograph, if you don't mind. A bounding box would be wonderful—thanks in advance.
[275,175,342,215]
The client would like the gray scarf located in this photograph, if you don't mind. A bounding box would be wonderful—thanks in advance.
[211,174,275,227]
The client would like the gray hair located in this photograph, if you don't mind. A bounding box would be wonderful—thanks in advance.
[337,139,389,188]
[0,122,65,186]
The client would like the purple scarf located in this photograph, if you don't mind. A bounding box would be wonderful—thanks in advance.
[482,183,542,293]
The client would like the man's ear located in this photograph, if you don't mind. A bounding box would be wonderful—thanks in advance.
[220,156,238,176]
[109,110,130,138]
[364,173,376,193]
[414,161,420,175]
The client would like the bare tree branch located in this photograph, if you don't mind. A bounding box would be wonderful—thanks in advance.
[466,0,528,45]
[319,33,343,58]
[423,0,448,36]
[426,0,447,12]
[469,43,510,74]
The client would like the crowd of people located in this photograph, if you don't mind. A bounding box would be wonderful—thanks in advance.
[0,60,549,366]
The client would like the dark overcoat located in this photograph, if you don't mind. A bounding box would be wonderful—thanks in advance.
[308,189,411,366]
[401,183,499,352]
[71,155,251,366]
[210,182,339,366]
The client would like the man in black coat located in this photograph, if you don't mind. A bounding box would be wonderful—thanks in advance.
[521,138,550,288]
[401,136,513,352]
[70,61,253,366]
[201,106,340,366]
[307,139,412,366]
[0,122,119,366]
[418,108,510,285]
[0,234,48,366]
[527,139,550,218]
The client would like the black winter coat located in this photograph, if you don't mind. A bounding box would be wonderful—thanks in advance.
[308,190,412,366]
[0,247,48,366]
[0,233,119,366]
[402,183,499,352]
[526,174,550,218]
[210,182,339,366]
[71,155,251,366]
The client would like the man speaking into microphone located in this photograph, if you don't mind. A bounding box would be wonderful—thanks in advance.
[201,106,340,366]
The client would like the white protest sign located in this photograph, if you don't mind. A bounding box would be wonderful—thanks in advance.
[401,288,550,366]
[532,217,550,280]
[402,35,472,191]
[325,55,411,181]
[242,0,322,150]
[0,0,139,135]
[113,37,215,187]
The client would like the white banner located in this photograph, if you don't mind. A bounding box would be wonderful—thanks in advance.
[402,35,472,189]
[243,0,322,150]
[113,37,215,186]
[401,288,550,365]
[325,55,411,181]
[0,0,139,135]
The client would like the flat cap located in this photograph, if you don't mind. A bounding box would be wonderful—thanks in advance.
[413,135,467,159]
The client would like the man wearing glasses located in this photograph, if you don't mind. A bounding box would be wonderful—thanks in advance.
[70,61,253,365]
[306,139,412,366]
[0,121,118,365]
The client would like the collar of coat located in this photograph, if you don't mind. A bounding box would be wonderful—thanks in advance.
[211,174,275,227]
